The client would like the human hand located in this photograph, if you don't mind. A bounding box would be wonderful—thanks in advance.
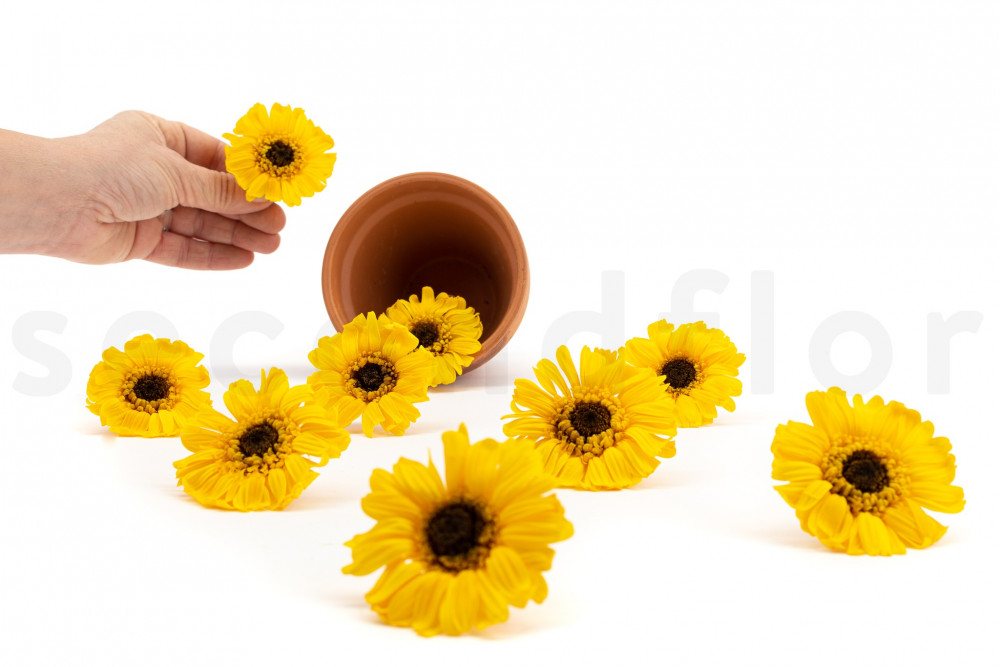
[0,111,285,269]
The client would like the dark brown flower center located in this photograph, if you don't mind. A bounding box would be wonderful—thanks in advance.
[411,321,440,349]
[265,140,296,168]
[353,362,388,392]
[133,374,169,401]
[660,358,697,389]
[842,450,889,493]
[569,401,612,437]
[426,502,486,558]
[239,423,279,459]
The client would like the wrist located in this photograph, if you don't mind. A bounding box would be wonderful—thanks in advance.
[0,130,82,256]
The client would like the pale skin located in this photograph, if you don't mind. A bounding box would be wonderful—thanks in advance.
[0,111,285,270]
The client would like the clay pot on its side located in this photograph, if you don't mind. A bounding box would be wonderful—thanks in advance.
[321,172,529,374]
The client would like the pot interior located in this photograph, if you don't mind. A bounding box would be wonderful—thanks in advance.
[327,186,519,344]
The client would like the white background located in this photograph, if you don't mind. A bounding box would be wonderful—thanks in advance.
[2,1,998,665]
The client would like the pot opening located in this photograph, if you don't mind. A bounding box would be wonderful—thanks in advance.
[328,197,516,343]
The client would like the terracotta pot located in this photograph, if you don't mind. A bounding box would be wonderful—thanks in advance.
[321,172,530,374]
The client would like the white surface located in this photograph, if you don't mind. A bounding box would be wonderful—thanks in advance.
[2,2,998,665]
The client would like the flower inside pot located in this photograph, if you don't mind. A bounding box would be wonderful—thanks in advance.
[321,172,530,373]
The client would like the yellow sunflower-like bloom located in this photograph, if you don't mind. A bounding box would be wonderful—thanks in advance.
[174,368,349,511]
[772,388,965,556]
[308,312,435,437]
[86,334,211,437]
[624,320,745,428]
[223,102,336,206]
[381,286,483,387]
[502,346,677,490]
[593,346,624,363]
[343,424,573,637]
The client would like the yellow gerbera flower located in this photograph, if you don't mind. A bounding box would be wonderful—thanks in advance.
[624,320,745,428]
[174,368,349,511]
[86,334,211,437]
[308,312,435,437]
[381,286,483,387]
[593,346,624,363]
[502,346,677,490]
[772,388,965,556]
[223,102,336,206]
[343,424,573,637]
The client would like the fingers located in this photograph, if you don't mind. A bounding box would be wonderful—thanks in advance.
[166,207,281,254]
[145,231,254,270]
[157,117,228,171]
[237,200,286,234]
[123,210,279,271]
[173,160,278,217]
[158,116,288,230]
[155,116,278,217]
[116,113,291,271]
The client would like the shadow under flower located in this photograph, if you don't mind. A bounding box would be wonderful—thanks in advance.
[281,487,357,512]
[78,423,123,442]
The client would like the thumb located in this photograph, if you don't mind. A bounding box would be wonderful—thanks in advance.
[173,160,272,216]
